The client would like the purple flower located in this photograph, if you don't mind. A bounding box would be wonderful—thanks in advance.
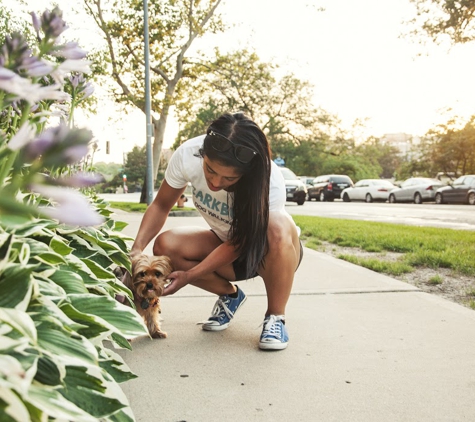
[20,56,54,77]
[8,122,36,151]
[32,184,104,227]
[23,125,92,166]
[0,67,69,104]
[57,172,105,188]
[52,42,87,60]
[31,12,41,35]
[41,7,68,40]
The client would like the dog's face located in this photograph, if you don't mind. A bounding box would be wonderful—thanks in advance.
[131,254,172,299]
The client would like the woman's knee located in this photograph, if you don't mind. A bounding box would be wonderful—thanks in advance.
[153,230,178,256]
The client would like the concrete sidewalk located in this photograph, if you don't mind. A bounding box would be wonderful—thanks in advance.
[111,209,475,422]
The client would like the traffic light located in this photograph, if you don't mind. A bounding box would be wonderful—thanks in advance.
[123,174,127,182]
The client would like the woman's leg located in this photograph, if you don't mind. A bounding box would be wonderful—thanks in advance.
[153,226,236,296]
[258,211,301,316]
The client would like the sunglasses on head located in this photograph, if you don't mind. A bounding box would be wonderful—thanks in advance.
[205,130,257,164]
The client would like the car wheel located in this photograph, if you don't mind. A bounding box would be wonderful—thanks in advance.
[342,193,350,202]
[319,191,326,202]
[414,192,422,204]
[307,193,312,201]
[435,193,444,204]
[389,194,396,203]
[468,192,475,205]
[365,193,373,203]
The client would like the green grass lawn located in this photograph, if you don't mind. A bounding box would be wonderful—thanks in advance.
[109,201,196,213]
[293,215,475,278]
[106,203,475,308]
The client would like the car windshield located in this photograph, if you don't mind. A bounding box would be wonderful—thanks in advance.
[280,167,298,180]
[375,180,395,187]
[332,176,351,183]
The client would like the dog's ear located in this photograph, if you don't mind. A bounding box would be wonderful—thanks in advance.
[153,255,173,274]
[121,270,133,289]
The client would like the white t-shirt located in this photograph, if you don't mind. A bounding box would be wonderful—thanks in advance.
[165,135,293,241]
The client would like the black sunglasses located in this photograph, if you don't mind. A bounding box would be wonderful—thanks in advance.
[205,130,257,164]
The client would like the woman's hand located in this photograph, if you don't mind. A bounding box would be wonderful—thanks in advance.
[163,271,191,296]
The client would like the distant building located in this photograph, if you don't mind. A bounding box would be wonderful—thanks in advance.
[380,133,421,158]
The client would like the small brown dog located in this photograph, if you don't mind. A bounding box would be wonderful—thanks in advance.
[117,254,173,339]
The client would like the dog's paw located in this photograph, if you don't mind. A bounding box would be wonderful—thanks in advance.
[151,330,168,339]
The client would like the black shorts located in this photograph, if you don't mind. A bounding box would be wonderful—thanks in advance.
[233,240,304,281]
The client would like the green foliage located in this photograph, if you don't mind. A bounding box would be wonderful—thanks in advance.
[0,7,148,420]
[109,201,194,213]
[408,0,475,44]
[0,197,148,422]
[294,215,475,277]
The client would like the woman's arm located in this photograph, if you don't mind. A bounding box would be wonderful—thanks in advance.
[131,180,185,255]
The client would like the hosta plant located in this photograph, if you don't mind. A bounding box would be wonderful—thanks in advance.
[0,7,147,422]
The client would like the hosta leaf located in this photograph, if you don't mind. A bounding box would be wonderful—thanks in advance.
[0,267,33,310]
[36,277,67,300]
[81,258,115,280]
[33,251,66,265]
[0,386,30,422]
[98,348,137,384]
[49,236,74,256]
[16,238,49,257]
[0,308,36,342]
[60,303,111,339]
[50,270,88,294]
[27,383,97,422]
[0,336,29,353]
[112,220,128,232]
[36,323,98,366]
[69,294,147,338]
[9,219,58,237]
[34,356,64,386]
[59,365,126,418]
[28,295,86,332]
[0,233,13,261]
[109,333,132,351]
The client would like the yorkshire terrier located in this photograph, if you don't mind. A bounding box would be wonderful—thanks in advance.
[115,254,173,339]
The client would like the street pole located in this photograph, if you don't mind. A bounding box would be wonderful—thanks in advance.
[143,0,154,205]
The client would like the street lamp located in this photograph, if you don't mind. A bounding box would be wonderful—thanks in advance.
[143,0,154,205]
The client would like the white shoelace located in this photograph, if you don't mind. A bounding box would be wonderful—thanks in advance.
[261,315,285,339]
[210,296,233,320]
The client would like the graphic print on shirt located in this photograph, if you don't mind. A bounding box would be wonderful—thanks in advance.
[193,186,233,225]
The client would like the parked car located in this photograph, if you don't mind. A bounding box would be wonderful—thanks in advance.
[435,175,475,205]
[280,167,306,205]
[388,177,445,204]
[299,176,316,191]
[307,174,354,202]
[341,179,397,203]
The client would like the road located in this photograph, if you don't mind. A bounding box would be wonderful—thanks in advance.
[100,192,475,231]
[285,199,475,231]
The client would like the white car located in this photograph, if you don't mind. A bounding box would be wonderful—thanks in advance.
[341,179,397,203]
[388,177,445,204]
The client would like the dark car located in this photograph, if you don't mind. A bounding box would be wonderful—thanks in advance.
[435,175,475,205]
[280,167,306,205]
[307,174,354,202]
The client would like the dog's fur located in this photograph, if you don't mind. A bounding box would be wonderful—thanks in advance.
[119,254,173,339]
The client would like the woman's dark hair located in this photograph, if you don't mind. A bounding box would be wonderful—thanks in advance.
[199,112,271,278]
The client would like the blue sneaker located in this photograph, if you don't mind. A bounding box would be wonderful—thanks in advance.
[259,315,289,350]
[202,286,247,331]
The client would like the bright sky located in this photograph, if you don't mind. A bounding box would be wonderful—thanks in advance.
[16,0,475,163]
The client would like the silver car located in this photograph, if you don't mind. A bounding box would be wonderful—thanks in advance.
[388,177,445,204]
[341,179,397,203]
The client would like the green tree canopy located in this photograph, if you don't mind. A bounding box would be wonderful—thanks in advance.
[83,0,225,181]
